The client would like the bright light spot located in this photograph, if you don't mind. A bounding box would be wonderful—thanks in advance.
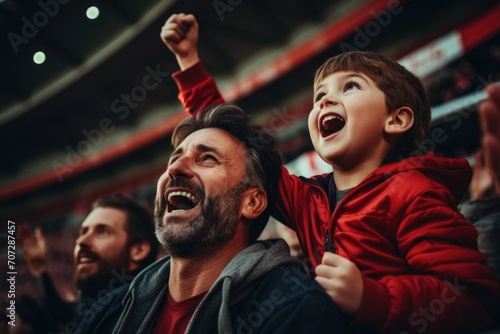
[33,51,46,64]
[86,6,100,19]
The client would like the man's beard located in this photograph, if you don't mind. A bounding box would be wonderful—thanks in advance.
[74,247,130,299]
[154,179,247,258]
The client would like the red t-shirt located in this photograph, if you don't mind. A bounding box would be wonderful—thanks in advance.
[153,291,208,334]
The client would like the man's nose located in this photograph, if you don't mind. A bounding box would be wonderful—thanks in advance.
[76,232,92,248]
[166,155,194,180]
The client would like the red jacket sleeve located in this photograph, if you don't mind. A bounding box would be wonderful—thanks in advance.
[354,186,500,333]
[172,61,225,115]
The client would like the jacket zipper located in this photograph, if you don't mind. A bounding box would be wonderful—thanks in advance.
[321,169,387,256]
[324,229,336,252]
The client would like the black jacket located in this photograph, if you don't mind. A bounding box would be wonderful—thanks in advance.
[77,239,350,333]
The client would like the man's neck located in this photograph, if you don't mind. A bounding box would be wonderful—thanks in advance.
[168,240,246,301]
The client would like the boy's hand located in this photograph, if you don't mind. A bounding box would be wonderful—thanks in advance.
[160,13,199,70]
[18,225,48,277]
[315,252,363,315]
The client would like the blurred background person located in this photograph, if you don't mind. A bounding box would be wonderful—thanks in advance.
[460,84,500,282]
[459,149,500,281]
[18,194,159,332]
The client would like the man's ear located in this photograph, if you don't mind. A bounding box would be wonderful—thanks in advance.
[385,106,414,134]
[241,188,267,221]
[127,240,151,270]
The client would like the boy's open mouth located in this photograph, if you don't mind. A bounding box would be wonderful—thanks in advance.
[320,113,345,137]
[167,190,200,212]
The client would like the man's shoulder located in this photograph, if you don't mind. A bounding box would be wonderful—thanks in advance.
[255,263,329,301]
[76,258,171,333]
[76,283,130,334]
[230,263,350,333]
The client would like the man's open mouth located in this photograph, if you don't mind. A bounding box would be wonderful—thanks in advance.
[320,113,345,137]
[77,251,98,264]
[167,190,200,212]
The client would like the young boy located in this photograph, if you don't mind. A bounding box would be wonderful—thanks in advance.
[161,13,500,333]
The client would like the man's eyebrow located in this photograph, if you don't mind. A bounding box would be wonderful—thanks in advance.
[170,143,224,158]
[196,143,223,156]
[95,223,114,231]
[170,146,183,158]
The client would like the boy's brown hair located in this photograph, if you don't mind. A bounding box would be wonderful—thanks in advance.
[314,51,431,157]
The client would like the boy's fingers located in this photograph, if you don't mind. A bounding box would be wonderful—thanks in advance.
[162,32,180,44]
[161,29,184,44]
[161,23,185,37]
[315,264,336,279]
[314,276,331,290]
[163,15,188,33]
[321,252,345,266]
[164,13,179,26]
[180,14,197,27]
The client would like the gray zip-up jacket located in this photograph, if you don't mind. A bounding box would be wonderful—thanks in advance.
[78,239,349,333]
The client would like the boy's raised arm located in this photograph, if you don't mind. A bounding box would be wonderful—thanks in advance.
[161,13,224,115]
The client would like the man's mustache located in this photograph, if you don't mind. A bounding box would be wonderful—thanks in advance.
[76,248,99,262]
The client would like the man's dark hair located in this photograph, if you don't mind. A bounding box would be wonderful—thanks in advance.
[92,194,159,269]
[172,104,283,242]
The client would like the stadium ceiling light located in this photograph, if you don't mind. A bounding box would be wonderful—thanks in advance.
[33,51,46,64]
[86,6,100,20]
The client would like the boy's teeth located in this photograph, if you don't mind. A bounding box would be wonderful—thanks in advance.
[320,114,346,137]
[322,115,344,127]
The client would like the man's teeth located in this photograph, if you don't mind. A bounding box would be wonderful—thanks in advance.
[167,190,200,212]
[168,191,198,204]
[80,257,94,263]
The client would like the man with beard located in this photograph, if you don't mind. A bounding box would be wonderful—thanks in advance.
[18,194,159,333]
[77,104,348,334]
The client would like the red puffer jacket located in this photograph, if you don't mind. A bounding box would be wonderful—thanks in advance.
[172,61,500,333]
